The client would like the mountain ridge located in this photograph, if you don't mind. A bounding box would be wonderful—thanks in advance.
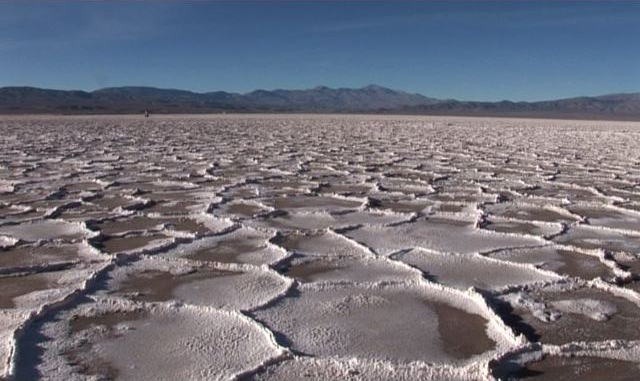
[1,85,639,120]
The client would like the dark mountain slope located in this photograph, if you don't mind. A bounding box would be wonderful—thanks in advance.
[0,85,638,120]
[403,93,640,119]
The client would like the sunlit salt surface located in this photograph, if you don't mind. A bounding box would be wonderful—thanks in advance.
[1,114,640,380]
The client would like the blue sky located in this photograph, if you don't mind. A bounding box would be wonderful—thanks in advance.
[1,1,639,101]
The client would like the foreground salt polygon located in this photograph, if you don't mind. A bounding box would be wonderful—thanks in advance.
[0,114,639,380]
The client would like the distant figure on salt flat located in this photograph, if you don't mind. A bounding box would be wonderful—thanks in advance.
[144,110,150,118]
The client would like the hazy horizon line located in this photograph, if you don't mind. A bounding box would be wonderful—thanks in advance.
[2,83,638,103]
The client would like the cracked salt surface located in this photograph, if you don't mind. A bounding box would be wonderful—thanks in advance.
[344,215,544,256]
[1,115,640,380]
[509,356,640,381]
[252,283,501,364]
[393,248,561,290]
[0,220,92,241]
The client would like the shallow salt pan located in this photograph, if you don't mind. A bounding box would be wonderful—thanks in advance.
[253,283,496,364]
[37,302,284,381]
[344,216,543,256]
[0,220,91,241]
[394,248,560,290]
[252,209,411,232]
[278,230,372,258]
[503,287,640,345]
[511,355,640,381]
[0,266,95,309]
[266,195,364,212]
[99,234,174,254]
[553,225,640,254]
[92,307,280,381]
[569,205,640,232]
[215,201,269,218]
[482,216,563,237]
[170,269,290,310]
[284,256,419,283]
[0,242,100,270]
[488,246,615,281]
[484,203,580,224]
[165,227,285,265]
[253,211,338,231]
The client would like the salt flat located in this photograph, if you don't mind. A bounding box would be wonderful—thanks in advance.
[1,114,640,380]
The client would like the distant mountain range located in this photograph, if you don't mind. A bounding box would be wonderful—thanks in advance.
[1,85,639,120]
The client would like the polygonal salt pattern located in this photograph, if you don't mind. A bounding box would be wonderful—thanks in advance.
[1,115,640,380]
